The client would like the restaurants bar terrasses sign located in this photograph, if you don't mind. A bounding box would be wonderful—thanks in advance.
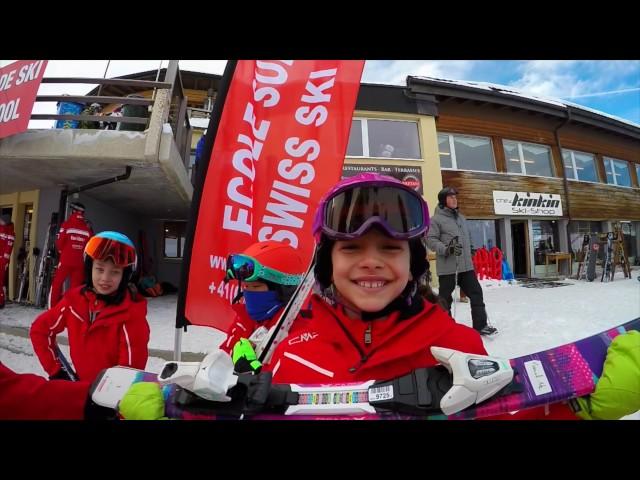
[493,190,563,216]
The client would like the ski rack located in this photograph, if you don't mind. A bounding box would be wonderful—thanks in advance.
[34,212,59,308]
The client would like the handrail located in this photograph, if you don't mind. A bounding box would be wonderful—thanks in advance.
[42,77,172,89]
[36,95,154,106]
[31,114,148,124]
[30,67,194,170]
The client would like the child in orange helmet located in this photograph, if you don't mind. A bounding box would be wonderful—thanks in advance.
[219,240,305,373]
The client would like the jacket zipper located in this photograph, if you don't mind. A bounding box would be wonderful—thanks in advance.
[326,308,378,373]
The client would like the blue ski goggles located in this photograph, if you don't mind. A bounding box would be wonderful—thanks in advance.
[225,254,302,286]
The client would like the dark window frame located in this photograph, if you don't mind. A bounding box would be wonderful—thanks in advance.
[163,221,187,259]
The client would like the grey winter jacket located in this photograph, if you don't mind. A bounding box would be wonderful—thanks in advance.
[426,205,475,275]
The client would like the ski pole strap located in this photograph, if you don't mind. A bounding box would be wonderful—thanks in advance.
[172,371,299,418]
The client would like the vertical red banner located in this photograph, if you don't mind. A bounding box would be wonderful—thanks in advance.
[0,60,48,139]
[182,60,365,331]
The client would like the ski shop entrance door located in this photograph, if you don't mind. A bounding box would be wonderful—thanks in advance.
[511,220,530,278]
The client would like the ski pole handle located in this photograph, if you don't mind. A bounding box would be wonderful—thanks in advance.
[55,345,78,381]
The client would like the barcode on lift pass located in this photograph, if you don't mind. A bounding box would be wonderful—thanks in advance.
[368,385,394,402]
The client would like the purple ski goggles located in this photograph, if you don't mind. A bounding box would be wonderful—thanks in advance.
[315,180,429,241]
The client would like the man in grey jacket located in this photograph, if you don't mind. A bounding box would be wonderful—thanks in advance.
[426,187,497,336]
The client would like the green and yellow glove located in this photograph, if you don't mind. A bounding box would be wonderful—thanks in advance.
[574,330,640,420]
[232,338,262,374]
[118,382,167,420]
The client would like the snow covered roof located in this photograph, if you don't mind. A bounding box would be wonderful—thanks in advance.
[408,76,640,137]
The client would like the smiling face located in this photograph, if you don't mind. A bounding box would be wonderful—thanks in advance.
[91,258,124,295]
[330,229,412,317]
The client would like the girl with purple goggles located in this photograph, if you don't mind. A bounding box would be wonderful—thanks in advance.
[312,173,430,242]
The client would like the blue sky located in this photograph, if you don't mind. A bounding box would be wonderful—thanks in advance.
[362,60,640,125]
[2,60,638,127]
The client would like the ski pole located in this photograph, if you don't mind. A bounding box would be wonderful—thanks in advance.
[54,345,78,381]
[452,236,459,319]
[257,252,317,365]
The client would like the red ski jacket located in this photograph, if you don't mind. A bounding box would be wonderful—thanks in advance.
[264,294,578,420]
[220,303,284,354]
[30,286,150,382]
[0,362,90,420]
[0,222,15,267]
[55,211,93,266]
[265,294,487,383]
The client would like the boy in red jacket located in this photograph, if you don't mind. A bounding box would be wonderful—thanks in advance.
[220,241,305,373]
[31,231,149,383]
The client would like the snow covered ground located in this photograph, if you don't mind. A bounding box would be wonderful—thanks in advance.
[1,269,638,418]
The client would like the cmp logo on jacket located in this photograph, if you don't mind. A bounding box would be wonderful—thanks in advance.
[287,331,319,345]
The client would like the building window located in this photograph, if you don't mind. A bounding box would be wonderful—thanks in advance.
[437,133,495,172]
[562,149,598,183]
[346,119,364,157]
[620,222,637,264]
[503,140,554,177]
[603,157,631,187]
[164,221,186,259]
[532,220,560,266]
[636,164,640,187]
[467,220,500,252]
[568,220,602,262]
[346,118,421,160]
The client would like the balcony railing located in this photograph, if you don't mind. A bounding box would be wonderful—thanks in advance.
[29,60,193,171]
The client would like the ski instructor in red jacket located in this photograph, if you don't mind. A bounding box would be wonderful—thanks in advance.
[49,202,94,307]
[31,231,150,383]
[0,214,16,309]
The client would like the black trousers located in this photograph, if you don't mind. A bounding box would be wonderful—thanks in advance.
[438,270,487,331]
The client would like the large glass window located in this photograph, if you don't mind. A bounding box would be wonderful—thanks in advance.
[636,164,640,187]
[164,221,186,259]
[620,222,637,264]
[604,157,632,187]
[562,149,598,182]
[346,119,363,157]
[568,220,602,262]
[346,118,421,160]
[466,220,500,253]
[437,133,495,172]
[437,134,452,168]
[532,220,560,266]
[503,140,554,177]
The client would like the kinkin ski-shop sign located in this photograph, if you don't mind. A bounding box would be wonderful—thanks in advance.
[493,190,563,216]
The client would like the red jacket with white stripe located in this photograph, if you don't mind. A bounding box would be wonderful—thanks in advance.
[265,294,487,383]
[55,211,93,266]
[0,222,15,267]
[30,286,149,382]
[264,294,578,420]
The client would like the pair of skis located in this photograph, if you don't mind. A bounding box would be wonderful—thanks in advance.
[91,317,640,420]
[34,212,59,308]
